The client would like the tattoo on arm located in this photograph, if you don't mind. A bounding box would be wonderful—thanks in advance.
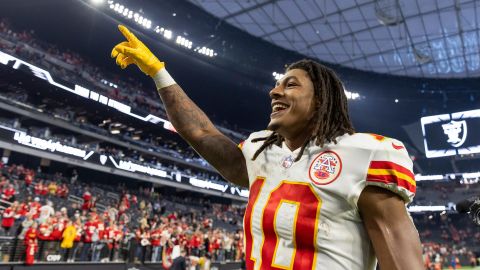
[158,85,214,136]
[157,85,248,187]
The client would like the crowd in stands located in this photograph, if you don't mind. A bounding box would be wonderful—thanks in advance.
[413,211,480,268]
[0,161,245,266]
[0,18,250,140]
[422,242,479,269]
[414,180,480,207]
[0,110,225,185]
[0,159,479,267]
[0,15,245,182]
[0,18,166,121]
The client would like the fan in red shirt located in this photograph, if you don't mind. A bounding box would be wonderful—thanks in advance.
[82,196,96,211]
[83,217,97,243]
[56,183,69,198]
[24,174,33,187]
[167,212,178,221]
[40,182,48,196]
[80,215,97,261]
[2,184,16,202]
[37,218,53,241]
[50,215,67,241]
[131,195,138,205]
[1,202,16,235]
[189,232,202,256]
[29,198,42,219]
[105,223,115,250]
[16,201,29,219]
[150,224,162,262]
[24,222,39,265]
[34,181,42,196]
[83,190,92,202]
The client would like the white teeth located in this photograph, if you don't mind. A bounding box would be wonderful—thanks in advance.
[272,104,288,112]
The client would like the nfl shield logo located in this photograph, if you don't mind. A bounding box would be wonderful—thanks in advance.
[281,155,294,168]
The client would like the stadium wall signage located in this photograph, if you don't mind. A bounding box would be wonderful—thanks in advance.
[0,124,249,198]
[0,50,172,129]
[421,108,480,157]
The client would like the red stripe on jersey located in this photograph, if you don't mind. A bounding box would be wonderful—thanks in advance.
[244,178,265,270]
[367,174,416,194]
[261,182,321,270]
[369,161,414,179]
[238,141,245,150]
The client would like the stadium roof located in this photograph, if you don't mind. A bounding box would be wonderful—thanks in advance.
[188,0,480,78]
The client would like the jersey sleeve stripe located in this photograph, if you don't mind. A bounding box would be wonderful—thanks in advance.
[366,173,416,193]
[369,161,414,179]
[367,169,416,187]
[238,141,245,150]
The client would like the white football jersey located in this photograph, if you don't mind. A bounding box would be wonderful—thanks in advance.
[239,131,416,270]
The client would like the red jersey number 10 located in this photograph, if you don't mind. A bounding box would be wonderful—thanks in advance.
[244,177,322,270]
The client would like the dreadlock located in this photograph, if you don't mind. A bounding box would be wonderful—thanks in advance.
[252,59,355,162]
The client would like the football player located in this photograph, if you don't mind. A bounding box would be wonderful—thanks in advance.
[112,25,423,270]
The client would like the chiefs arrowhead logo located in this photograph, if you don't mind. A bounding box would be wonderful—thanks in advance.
[308,151,342,186]
[391,142,404,150]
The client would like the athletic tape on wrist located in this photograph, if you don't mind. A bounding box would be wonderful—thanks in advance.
[153,68,176,90]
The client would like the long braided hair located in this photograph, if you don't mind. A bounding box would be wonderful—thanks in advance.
[251,59,355,162]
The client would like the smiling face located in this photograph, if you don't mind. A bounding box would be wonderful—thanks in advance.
[267,68,317,141]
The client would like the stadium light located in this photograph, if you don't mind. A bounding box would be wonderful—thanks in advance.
[110,128,120,134]
[91,0,104,5]
[407,205,446,212]
[415,174,445,181]
[272,72,283,81]
[194,46,217,57]
[103,1,218,57]
[176,36,192,49]
[344,89,360,100]
[163,30,172,39]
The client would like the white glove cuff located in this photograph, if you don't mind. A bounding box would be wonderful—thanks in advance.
[153,68,176,90]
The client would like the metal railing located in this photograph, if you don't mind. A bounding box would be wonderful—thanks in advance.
[0,236,240,265]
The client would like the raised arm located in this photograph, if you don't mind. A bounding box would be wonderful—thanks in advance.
[358,186,423,270]
[111,25,248,187]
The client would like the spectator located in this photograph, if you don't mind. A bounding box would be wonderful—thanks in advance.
[37,201,54,224]
[150,224,162,262]
[19,213,35,239]
[1,202,16,235]
[24,222,39,265]
[81,215,96,261]
[60,220,76,261]
[170,249,187,270]
[2,183,16,202]
[47,181,58,196]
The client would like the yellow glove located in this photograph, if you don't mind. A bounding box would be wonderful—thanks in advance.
[111,25,164,77]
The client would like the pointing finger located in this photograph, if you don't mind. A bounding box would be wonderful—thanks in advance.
[118,25,139,45]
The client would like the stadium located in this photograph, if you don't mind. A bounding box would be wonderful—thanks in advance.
[0,0,479,269]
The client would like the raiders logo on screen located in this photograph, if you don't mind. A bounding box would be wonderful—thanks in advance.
[421,109,480,158]
[442,120,467,147]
